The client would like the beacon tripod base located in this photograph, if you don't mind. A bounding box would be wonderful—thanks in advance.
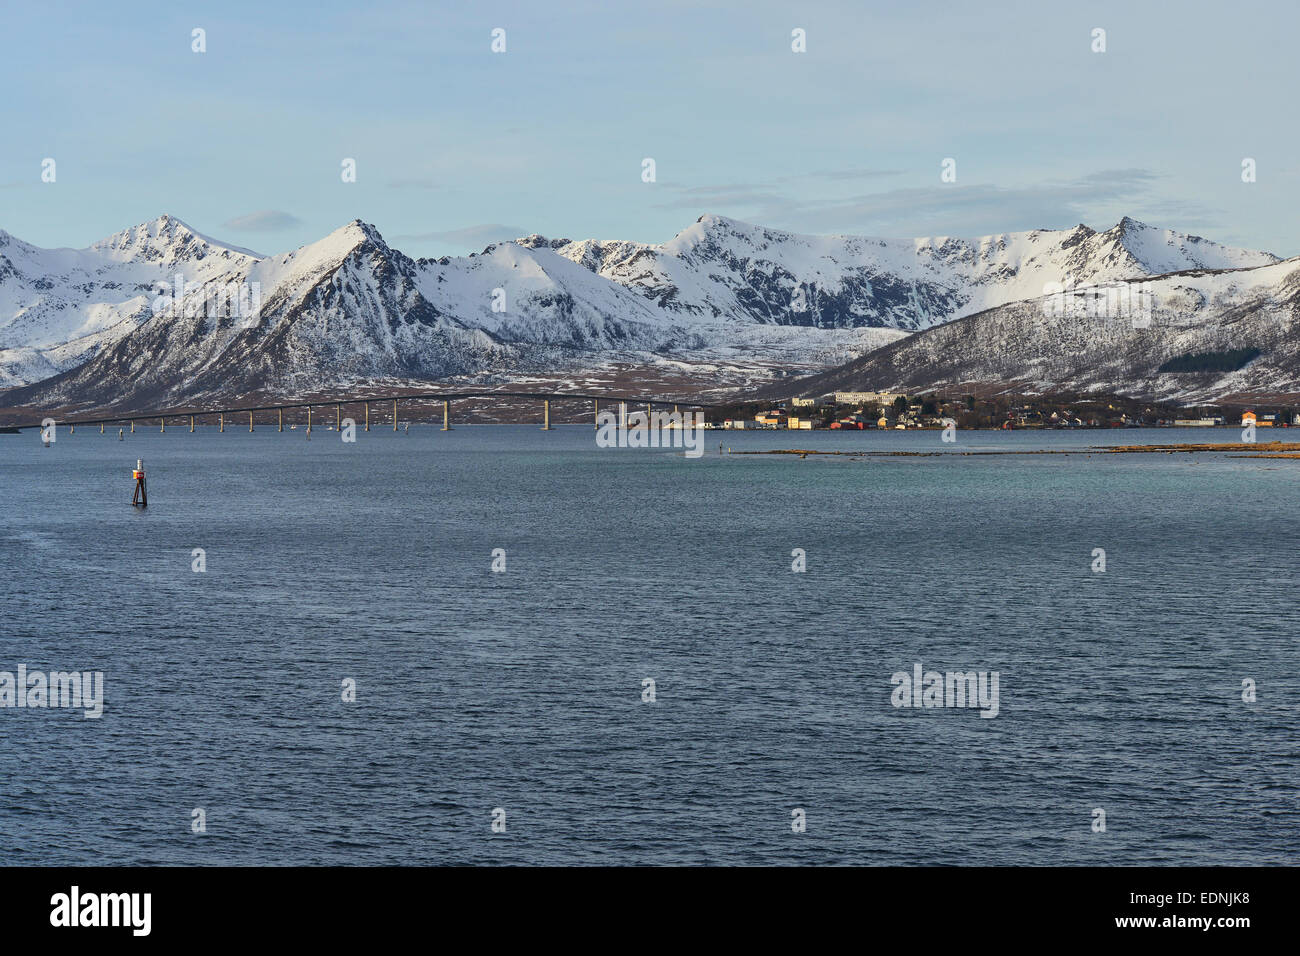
[132,460,147,508]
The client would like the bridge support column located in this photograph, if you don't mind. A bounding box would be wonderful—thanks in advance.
[69,424,74,435]
[542,399,551,430]
[307,406,312,434]
[131,419,135,434]
[336,403,341,432]
[593,398,599,429]
[393,399,398,431]
[249,411,254,432]
[100,423,104,434]
[442,400,451,431]
[190,415,195,433]
[619,402,627,430]
[278,409,283,432]
[219,414,224,433]
[160,418,164,433]
[365,402,369,431]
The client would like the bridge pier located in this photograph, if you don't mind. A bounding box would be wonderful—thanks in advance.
[593,398,599,429]
[619,402,627,430]
[130,419,135,434]
[307,406,312,435]
[190,415,195,433]
[393,399,398,432]
[336,403,341,432]
[100,423,104,434]
[219,414,224,433]
[278,409,282,432]
[442,399,451,431]
[542,399,551,430]
[249,411,254,432]
[160,418,164,433]
[365,402,369,432]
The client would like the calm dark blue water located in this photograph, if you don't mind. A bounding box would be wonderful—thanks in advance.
[2,425,1298,865]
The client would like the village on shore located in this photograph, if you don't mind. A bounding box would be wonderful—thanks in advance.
[711,390,1298,431]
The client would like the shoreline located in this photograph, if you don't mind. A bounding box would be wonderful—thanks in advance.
[732,441,1300,458]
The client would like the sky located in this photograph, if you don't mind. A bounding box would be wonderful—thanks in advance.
[2,0,1297,259]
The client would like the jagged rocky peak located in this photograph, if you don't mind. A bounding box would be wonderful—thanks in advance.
[1058,224,1096,249]
[90,214,262,264]
[513,234,572,251]
[1101,216,1278,273]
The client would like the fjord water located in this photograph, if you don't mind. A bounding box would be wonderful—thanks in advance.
[2,426,1297,866]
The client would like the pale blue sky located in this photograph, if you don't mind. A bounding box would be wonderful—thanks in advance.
[2,0,1296,258]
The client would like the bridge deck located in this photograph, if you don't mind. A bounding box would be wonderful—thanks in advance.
[14,390,722,430]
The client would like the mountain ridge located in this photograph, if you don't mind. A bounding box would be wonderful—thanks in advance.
[765,253,1300,404]
[0,213,1286,411]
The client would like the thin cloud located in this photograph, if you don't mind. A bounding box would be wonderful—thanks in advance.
[221,210,303,231]
[653,168,1225,239]
[391,224,528,250]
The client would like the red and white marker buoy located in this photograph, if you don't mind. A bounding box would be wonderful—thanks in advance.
[132,459,147,508]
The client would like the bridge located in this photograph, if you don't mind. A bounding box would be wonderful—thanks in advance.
[13,389,722,434]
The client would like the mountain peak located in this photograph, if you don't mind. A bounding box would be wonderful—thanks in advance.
[666,214,780,255]
[331,219,388,248]
[279,220,396,273]
[91,215,261,262]
[509,234,573,252]
[1101,216,1278,272]
[692,213,762,233]
[153,212,191,229]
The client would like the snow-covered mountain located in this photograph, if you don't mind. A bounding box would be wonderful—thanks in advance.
[0,216,260,388]
[773,255,1300,403]
[541,214,1276,332]
[0,212,1283,410]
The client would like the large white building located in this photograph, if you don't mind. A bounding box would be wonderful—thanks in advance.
[834,390,903,406]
